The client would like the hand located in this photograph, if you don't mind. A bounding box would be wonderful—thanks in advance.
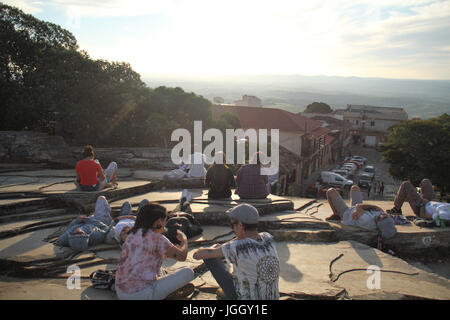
[176,230,187,243]
[77,215,87,220]
[352,205,364,220]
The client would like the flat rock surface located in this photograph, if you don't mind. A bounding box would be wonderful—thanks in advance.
[1,240,449,300]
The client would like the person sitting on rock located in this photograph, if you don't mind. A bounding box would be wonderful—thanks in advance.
[115,202,194,300]
[193,203,280,300]
[387,179,450,223]
[235,152,269,199]
[326,185,397,239]
[75,145,118,191]
[205,151,236,199]
[186,144,207,178]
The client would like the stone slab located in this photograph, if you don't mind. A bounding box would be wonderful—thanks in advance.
[0,227,69,262]
[3,240,449,300]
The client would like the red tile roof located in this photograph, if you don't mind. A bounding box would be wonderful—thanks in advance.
[213,105,322,133]
[311,126,330,137]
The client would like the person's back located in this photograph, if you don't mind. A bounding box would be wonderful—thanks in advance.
[221,232,280,300]
[116,228,172,294]
[205,164,236,199]
[76,159,102,186]
[236,164,269,199]
[187,152,207,178]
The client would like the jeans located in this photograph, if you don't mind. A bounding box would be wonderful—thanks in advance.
[116,267,194,300]
[204,258,237,300]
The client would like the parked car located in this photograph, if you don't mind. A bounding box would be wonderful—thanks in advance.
[350,157,365,166]
[362,165,375,180]
[321,171,353,188]
[331,169,349,178]
[352,156,367,164]
[345,160,361,169]
[341,163,357,173]
[358,173,372,188]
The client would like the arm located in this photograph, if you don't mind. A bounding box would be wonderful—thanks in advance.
[228,169,236,188]
[115,215,136,222]
[165,230,188,261]
[193,244,224,260]
[205,168,211,187]
[352,204,384,220]
[359,204,384,212]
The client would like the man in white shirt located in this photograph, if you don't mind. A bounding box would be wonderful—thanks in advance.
[187,149,207,178]
[387,179,449,223]
[193,203,280,300]
[326,185,397,239]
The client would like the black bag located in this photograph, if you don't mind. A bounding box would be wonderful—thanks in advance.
[164,211,203,245]
[89,269,116,291]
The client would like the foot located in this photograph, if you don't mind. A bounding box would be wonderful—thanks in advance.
[165,283,195,300]
[386,207,402,215]
[216,288,227,300]
[326,214,341,221]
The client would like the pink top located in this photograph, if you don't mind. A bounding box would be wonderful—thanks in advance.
[115,229,173,294]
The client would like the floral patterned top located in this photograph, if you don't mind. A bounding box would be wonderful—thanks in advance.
[115,229,173,294]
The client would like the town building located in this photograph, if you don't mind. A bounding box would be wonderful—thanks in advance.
[234,95,262,107]
[334,105,408,146]
[213,105,349,195]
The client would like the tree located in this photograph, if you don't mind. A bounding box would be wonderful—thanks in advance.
[0,3,215,148]
[379,114,450,192]
[304,102,332,113]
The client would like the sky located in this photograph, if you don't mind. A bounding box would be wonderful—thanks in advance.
[5,0,450,80]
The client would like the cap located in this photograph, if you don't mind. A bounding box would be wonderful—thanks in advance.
[226,203,259,224]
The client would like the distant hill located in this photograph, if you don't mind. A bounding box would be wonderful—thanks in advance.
[143,74,450,119]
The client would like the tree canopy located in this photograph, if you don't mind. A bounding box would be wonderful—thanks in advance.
[304,102,332,113]
[379,114,450,192]
[1,3,238,148]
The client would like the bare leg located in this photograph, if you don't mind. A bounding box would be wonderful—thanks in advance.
[419,179,434,201]
[393,181,423,215]
[326,188,348,220]
[350,185,364,206]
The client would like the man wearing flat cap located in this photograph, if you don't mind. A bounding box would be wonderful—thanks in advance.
[193,203,280,300]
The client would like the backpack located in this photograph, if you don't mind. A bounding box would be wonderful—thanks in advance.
[163,211,203,245]
[89,269,116,291]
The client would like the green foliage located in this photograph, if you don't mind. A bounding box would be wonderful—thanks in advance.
[304,102,332,113]
[379,114,450,192]
[0,3,213,147]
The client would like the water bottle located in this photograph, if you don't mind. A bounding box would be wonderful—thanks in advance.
[439,216,445,228]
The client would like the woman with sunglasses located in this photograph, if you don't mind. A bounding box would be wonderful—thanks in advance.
[115,202,194,300]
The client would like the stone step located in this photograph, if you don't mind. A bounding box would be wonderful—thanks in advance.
[0,208,69,224]
[0,199,49,216]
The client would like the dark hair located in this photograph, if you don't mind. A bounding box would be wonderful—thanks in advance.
[82,145,94,158]
[208,151,229,170]
[242,222,258,231]
[130,202,167,237]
